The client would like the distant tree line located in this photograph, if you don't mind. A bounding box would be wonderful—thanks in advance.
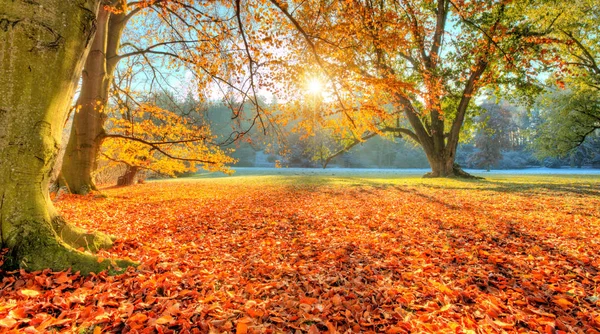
[186,95,600,171]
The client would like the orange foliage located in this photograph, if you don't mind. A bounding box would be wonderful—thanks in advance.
[1,178,600,332]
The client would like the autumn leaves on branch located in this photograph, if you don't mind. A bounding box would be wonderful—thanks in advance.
[61,0,599,185]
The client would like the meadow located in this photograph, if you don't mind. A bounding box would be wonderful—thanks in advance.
[1,172,600,333]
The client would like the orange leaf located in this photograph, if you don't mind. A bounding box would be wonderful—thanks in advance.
[325,321,337,334]
[9,307,27,319]
[236,321,249,334]
[300,297,318,305]
[54,272,71,284]
[247,308,264,318]
[332,294,342,306]
[128,313,148,323]
[308,324,320,334]
[553,297,573,309]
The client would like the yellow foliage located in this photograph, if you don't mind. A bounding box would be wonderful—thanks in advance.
[100,104,235,177]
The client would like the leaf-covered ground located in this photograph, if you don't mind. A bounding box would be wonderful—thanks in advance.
[1,174,600,333]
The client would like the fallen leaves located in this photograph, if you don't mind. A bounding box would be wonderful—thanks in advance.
[0,318,16,328]
[1,175,599,333]
[19,289,40,298]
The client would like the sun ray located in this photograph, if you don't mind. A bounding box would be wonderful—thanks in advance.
[307,78,323,95]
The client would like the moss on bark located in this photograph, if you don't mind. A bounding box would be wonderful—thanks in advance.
[3,219,134,275]
[52,216,115,252]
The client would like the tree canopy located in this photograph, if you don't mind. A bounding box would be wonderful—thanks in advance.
[258,0,564,176]
[529,0,600,157]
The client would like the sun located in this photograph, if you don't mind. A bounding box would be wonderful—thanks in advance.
[307,78,323,95]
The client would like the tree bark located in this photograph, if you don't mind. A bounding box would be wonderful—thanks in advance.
[397,96,478,178]
[422,147,454,177]
[0,0,132,273]
[60,3,127,194]
[117,165,140,187]
[422,144,480,179]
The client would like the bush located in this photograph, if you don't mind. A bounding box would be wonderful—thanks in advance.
[497,151,531,169]
[456,145,476,168]
[543,157,563,169]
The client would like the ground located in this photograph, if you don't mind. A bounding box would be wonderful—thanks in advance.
[1,172,600,333]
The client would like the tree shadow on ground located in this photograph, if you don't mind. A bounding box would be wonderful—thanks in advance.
[419,179,599,197]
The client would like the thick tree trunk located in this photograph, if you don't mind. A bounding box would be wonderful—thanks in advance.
[0,0,131,273]
[117,165,140,187]
[422,144,480,179]
[423,148,455,177]
[60,5,126,194]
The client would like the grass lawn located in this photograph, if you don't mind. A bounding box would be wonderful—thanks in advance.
[1,173,600,333]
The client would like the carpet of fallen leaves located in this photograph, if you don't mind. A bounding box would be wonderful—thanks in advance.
[1,175,600,333]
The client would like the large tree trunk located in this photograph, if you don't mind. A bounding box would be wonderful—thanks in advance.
[60,4,126,194]
[117,165,140,187]
[424,151,455,177]
[397,95,478,178]
[421,137,479,178]
[0,0,131,273]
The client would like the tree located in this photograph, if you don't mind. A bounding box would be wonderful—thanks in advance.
[469,103,514,170]
[266,0,557,177]
[531,0,599,157]
[534,87,599,158]
[0,0,131,273]
[59,0,253,194]
[59,1,128,194]
[101,103,236,186]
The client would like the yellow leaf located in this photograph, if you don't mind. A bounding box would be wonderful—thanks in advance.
[440,304,452,312]
[155,314,174,325]
[0,317,16,328]
[20,289,40,297]
[493,320,514,328]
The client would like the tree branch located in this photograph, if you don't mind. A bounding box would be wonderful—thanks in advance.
[380,126,421,144]
[322,132,379,168]
[103,134,219,164]
[268,0,359,132]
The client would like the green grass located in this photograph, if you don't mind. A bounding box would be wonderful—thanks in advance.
[175,168,600,196]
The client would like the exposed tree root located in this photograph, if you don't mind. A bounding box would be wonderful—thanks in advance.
[52,216,115,253]
[50,173,100,196]
[423,164,484,179]
[2,217,136,275]
[3,230,135,275]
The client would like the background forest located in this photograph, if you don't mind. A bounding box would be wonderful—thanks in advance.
[89,91,600,186]
[35,0,597,188]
